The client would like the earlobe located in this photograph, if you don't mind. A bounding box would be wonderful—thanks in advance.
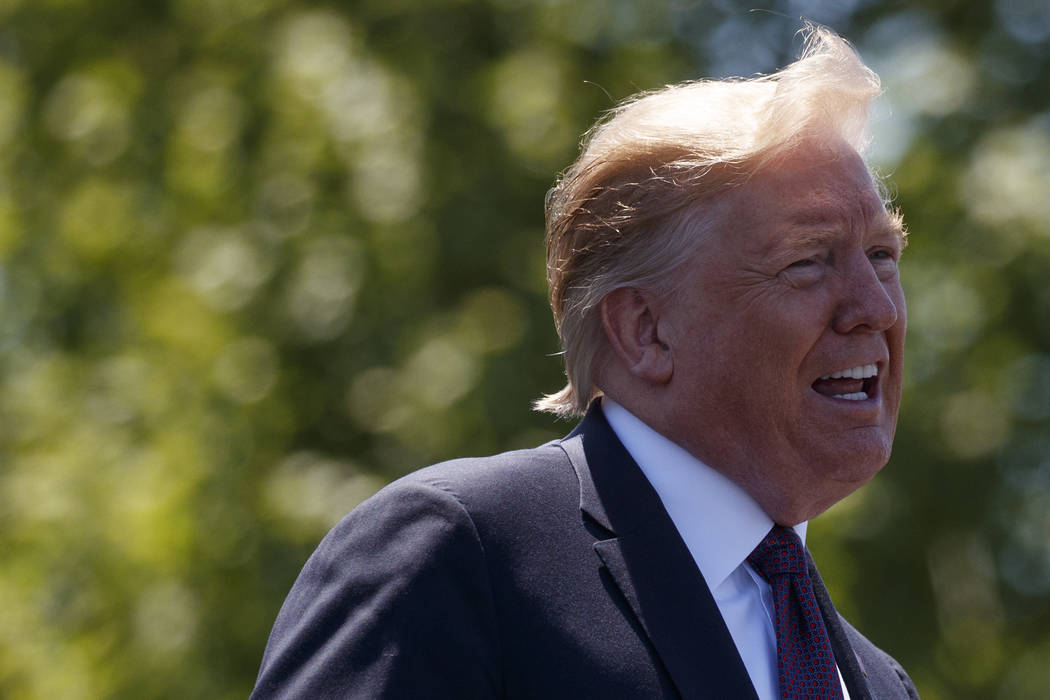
[600,287,674,385]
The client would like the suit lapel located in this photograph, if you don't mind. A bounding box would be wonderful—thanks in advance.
[808,553,875,700]
[560,405,758,700]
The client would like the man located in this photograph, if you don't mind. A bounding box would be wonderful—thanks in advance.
[252,26,918,699]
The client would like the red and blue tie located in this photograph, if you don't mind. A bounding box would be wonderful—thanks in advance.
[747,525,844,700]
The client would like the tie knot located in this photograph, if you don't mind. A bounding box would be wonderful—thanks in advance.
[747,525,807,581]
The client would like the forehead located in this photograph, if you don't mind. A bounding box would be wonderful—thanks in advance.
[716,145,901,253]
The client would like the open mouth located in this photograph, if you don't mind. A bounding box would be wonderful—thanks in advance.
[811,363,879,401]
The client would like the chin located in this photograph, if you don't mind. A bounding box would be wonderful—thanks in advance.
[824,448,891,487]
[794,462,885,521]
[826,425,895,474]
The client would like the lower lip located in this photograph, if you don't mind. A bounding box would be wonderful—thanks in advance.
[826,393,876,402]
[811,389,881,414]
[813,375,880,404]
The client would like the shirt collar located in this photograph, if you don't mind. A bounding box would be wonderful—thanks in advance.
[601,397,807,591]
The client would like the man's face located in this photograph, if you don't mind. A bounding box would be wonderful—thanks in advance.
[660,142,907,521]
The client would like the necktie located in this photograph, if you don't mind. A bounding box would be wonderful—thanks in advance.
[747,525,844,700]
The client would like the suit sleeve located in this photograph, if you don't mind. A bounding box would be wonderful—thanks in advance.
[250,479,502,699]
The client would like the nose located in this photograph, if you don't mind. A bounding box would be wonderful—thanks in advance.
[832,254,901,335]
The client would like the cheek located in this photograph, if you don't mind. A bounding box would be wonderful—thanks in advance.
[888,303,907,357]
[751,317,829,377]
[889,280,907,325]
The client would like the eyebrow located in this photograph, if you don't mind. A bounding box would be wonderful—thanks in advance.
[761,210,906,257]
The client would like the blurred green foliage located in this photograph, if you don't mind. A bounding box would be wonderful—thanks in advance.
[0,0,1048,698]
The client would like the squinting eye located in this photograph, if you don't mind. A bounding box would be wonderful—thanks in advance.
[869,249,895,261]
[781,257,823,286]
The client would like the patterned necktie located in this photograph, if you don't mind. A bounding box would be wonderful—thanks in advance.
[747,525,844,700]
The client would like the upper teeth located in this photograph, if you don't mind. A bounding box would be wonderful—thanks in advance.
[820,364,878,380]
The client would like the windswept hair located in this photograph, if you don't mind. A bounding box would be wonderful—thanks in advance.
[535,24,884,418]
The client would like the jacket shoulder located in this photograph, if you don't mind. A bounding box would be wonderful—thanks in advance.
[381,439,578,517]
[839,615,920,699]
[250,439,587,698]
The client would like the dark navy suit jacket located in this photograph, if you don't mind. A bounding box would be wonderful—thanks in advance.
[251,405,918,698]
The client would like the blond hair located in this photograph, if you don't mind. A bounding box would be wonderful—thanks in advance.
[535,24,884,417]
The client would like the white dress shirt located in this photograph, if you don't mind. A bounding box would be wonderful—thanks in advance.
[602,398,850,700]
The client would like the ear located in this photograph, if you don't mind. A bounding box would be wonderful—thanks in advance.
[600,286,673,385]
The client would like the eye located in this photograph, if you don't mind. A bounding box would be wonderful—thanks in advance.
[780,256,824,288]
[867,248,900,266]
[868,247,900,279]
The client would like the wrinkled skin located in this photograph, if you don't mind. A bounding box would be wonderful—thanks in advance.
[656,142,907,525]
